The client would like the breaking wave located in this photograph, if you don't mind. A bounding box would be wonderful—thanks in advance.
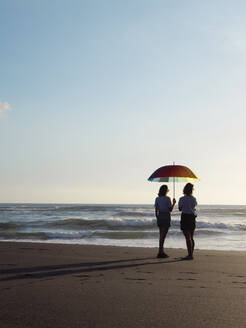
[1,204,246,250]
[1,217,246,232]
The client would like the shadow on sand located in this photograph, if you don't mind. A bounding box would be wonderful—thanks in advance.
[0,257,184,282]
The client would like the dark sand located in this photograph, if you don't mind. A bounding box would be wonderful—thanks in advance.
[1,242,246,327]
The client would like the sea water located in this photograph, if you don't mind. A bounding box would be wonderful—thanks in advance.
[0,204,246,251]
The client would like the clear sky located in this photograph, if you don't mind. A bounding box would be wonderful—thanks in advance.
[1,0,246,204]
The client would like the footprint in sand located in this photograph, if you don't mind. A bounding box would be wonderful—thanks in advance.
[20,247,36,250]
[125,278,146,281]
[74,274,91,281]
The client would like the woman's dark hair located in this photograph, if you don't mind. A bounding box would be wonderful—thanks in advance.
[158,185,168,196]
[183,183,194,196]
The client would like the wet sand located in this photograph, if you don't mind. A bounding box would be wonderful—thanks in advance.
[1,242,246,327]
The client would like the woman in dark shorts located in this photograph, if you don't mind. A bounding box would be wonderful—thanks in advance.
[178,183,197,260]
[155,185,176,258]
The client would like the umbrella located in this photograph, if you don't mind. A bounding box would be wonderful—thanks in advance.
[148,163,199,198]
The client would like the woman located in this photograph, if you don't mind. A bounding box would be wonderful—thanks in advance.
[178,183,197,260]
[155,185,176,258]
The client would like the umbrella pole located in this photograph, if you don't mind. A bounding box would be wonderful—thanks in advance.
[173,161,175,199]
[173,177,175,199]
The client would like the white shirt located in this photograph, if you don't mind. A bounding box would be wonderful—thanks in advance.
[155,196,172,212]
[178,195,197,215]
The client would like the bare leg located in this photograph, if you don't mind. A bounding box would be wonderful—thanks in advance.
[183,230,193,257]
[190,230,195,255]
[159,227,169,254]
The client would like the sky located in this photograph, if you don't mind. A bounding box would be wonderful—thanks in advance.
[1,0,246,204]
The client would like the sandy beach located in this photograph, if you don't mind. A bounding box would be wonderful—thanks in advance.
[1,242,246,328]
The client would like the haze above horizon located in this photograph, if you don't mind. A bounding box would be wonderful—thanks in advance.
[1,1,246,205]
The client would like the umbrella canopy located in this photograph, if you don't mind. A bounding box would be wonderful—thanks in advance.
[148,164,199,198]
[148,165,199,182]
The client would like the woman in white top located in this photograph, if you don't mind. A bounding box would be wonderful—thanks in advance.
[178,183,197,260]
[155,185,176,258]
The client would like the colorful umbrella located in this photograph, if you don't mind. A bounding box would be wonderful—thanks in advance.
[148,163,199,197]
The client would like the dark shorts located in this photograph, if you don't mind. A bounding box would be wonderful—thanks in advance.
[180,213,196,231]
[157,212,171,229]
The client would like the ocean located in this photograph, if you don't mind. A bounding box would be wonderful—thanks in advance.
[0,203,246,251]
